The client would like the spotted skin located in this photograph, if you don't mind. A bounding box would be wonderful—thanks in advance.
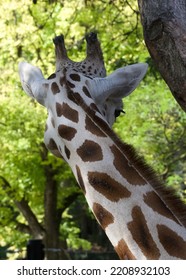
[19,33,186,260]
[93,202,114,230]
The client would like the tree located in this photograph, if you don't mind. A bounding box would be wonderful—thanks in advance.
[138,0,186,112]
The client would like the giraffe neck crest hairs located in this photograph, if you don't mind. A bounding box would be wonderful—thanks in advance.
[19,33,186,260]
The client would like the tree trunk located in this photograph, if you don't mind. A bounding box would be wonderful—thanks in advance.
[138,0,186,112]
[41,143,69,260]
[44,172,67,259]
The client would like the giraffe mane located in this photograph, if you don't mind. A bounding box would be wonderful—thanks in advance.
[64,70,186,228]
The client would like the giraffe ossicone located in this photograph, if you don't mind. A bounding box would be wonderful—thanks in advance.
[19,33,186,260]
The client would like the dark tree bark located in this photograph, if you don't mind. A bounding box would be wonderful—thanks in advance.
[15,198,45,238]
[40,144,69,260]
[138,0,186,112]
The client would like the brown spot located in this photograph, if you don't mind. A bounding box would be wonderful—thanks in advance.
[48,73,56,80]
[90,103,100,113]
[157,224,186,259]
[115,239,136,260]
[66,90,83,106]
[76,165,86,193]
[70,73,81,81]
[128,206,160,259]
[56,102,63,117]
[47,138,58,150]
[56,102,79,122]
[93,202,114,230]
[77,140,103,162]
[64,145,71,159]
[82,86,91,98]
[67,80,75,88]
[51,82,60,94]
[58,125,77,141]
[144,191,179,224]
[110,145,146,186]
[85,115,107,137]
[88,171,131,202]
[46,138,63,158]
[62,103,79,123]
[67,91,78,105]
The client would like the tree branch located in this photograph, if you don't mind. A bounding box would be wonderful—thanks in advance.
[0,176,45,238]
[15,222,31,235]
[15,198,45,238]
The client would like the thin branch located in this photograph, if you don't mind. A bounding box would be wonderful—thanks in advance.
[0,176,45,238]
[15,198,45,238]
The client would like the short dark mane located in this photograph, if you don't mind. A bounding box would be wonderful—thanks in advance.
[65,73,186,228]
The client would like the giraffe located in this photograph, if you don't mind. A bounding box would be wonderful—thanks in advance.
[18,33,186,260]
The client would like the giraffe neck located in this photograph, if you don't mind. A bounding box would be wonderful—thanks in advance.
[19,33,186,260]
[45,71,186,260]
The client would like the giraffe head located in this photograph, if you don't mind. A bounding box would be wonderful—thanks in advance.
[19,33,148,127]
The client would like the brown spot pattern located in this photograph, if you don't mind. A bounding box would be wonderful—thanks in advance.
[85,115,106,137]
[58,125,77,141]
[77,140,103,162]
[110,145,146,186]
[56,102,63,117]
[93,202,114,230]
[56,102,79,122]
[82,86,91,98]
[90,103,101,113]
[47,138,58,150]
[67,80,75,88]
[88,171,131,202]
[76,165,86,193]
[157,224,186,259]
[48,73,56,80]
[115,239,136,260]
[70,73,81,81]
[144,191,179,224]
[62,103,79,122]
[51,82,60,94]
[47,138,63,158]
[128,206,160,259]
[64,146,71,159]
[66,90,83,106]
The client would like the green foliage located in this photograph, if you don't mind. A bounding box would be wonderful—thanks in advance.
[0,0,185,259]
[61,218,91,250]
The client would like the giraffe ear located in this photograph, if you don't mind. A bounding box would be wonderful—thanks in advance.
[18,62,48,106]
[87,63,148,103]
